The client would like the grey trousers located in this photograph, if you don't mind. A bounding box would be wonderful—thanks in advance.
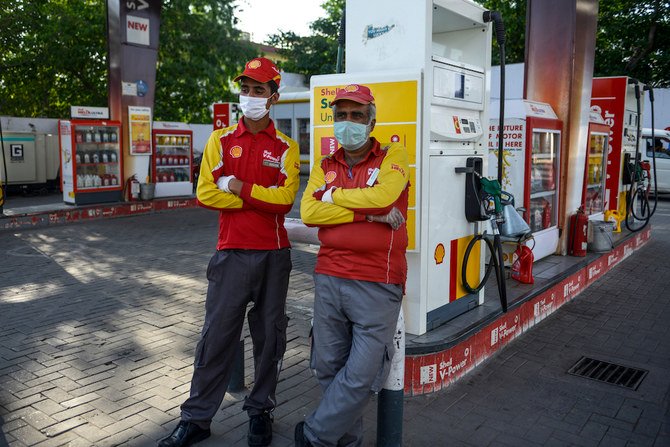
[180,248,291,428]
[304,274,403,447]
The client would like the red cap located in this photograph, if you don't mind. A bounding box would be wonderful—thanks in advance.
[234,57,281,87]
[330,84,375,106]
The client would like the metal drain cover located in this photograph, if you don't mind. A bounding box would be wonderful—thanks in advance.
[567,356,648,390]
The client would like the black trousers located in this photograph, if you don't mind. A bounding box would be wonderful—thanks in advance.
[180,248,292,427]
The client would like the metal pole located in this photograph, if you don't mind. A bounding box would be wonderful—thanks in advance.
[377,310,404,447]
[228,339,245,392]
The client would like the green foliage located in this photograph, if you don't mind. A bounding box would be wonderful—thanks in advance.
[594,0,669,87]
[0,0,108,117]
[266,0,344,81]
[474,0,526,65]
[155,0,257,123]
[0,0,256,122]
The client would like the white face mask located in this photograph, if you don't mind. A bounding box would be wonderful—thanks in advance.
[239,95,270,121]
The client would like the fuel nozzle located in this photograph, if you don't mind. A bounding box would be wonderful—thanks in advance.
[483,10,505,46]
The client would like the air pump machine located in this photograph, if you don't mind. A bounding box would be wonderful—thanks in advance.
[310,0,494,335]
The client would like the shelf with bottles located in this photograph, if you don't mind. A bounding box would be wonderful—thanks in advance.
[75,149,120,166]
[530,160,557,194]
[75,127,120,145]
[155,134,190,147]
[155,167,190,183]
[529,196,556,232]
[530,190,556,199]
[155,154,191,167]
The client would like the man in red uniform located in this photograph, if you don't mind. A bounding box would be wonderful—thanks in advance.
[296,84,410,446]
[159,57,300,447]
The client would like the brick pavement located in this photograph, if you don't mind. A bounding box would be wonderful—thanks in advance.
[0,205,668,446]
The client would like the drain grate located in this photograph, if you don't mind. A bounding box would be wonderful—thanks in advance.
[567,356,648,390]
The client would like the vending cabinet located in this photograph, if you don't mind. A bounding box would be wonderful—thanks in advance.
[582,111,610,218]
[489,99,562,261]
[58,119,123,205]
[152,122,193,198]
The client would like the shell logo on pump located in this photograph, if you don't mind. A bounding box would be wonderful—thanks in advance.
[230,145,243,158]
[434,243,445,264]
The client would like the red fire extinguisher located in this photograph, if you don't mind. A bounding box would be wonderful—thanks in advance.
[569,207,588,256]
[125,175,141,202]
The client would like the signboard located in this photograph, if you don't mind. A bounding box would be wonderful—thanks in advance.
[213,102,241,130]
[128,106,152,155]
[71,106,110,120]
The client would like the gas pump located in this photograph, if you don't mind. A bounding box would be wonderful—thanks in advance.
[591,77,646,229]
[310,0,495,335]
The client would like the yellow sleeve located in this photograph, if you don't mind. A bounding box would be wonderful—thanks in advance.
[300,160,365,226]
[331,143,409,212]
[196,130,244,210]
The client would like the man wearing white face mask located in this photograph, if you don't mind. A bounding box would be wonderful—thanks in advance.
[297,84,410,447]
[158,57,300,447]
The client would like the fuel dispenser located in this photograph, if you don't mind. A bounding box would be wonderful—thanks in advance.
[591,77,646,227]
[310,0,494,335]
[488,100,563,262]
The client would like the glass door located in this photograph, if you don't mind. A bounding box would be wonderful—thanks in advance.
[73,124,122,190]
[155,133,192,183]
[585,132,608,214]
[529,130,560,232]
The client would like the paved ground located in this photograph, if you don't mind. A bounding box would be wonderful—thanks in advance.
[0,199,668,446]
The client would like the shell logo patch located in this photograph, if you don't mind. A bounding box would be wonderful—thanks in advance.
[248,60,261,69]
[324,170,337,184]
[230,145,243,158]
[344,84,358,92]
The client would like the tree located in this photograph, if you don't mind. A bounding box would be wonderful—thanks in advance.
[266,0,344,81]
[155,0,257,122]
[0,1,109,118]
[0,0,256,122]
[474,0,526,65]
[594,0,669,87]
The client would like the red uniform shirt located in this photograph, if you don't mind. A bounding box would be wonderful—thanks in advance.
[301,139,410,285]
[197,118,300,250]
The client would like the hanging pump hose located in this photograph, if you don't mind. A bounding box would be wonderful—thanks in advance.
[335,7,345,74]
[625,81,656,232]
[0,116,8,212]
[461,11,508,312]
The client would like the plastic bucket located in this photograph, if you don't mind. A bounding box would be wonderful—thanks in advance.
[140,183,155,201]
[588,220,614,253]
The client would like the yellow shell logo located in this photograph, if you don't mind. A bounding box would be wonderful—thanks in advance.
[434,243,445,265]
[248,60,261,69]
[324,170,337,184]
[230,145,243,158]
[344,84,358,92]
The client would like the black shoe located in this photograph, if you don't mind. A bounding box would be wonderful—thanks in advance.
[248,413,273,446]
[294,421,313,447]
[158,421,211,447]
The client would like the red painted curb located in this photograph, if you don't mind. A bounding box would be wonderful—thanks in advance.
[403,228,651,396]
[0,198,198,231]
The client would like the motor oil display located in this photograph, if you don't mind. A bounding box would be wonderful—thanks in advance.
[59,119,124,205]
[151,122,193,197]
[489,99,563,262]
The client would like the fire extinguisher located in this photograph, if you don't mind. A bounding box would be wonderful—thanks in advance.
[569,207,588,256]
[125,174,141,201]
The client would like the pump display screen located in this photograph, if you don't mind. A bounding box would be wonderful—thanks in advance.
[454,74,465,99]
[432,64,483,106]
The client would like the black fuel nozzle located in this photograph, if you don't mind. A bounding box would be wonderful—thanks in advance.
[483,10,505,46]
[644,84,654,102]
